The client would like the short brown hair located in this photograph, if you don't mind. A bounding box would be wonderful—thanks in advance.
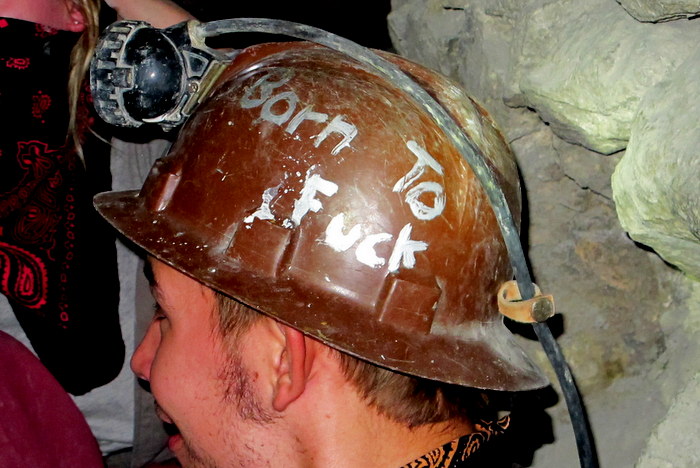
[335,352,489,427]
[213,291,489,427]
[213,291,261,341]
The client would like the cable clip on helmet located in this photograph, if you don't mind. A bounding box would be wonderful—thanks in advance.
[90,20,233,129]
[90,18,595,468]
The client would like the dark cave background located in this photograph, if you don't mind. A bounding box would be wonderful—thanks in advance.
[173,1,393,50]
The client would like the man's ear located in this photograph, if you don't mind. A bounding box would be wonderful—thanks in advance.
[272,325,313,412]
[65,1,86,32]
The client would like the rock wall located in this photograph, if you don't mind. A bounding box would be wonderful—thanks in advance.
[616,0,700,22]
[388,1,700,467]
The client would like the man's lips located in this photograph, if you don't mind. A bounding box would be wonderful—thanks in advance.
[155,402,180,436]
[153,403,184,455]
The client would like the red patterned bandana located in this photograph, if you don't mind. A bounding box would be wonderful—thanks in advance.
[0,18,123,395]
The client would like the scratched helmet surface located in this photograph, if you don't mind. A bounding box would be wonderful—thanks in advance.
[95,42,547,391]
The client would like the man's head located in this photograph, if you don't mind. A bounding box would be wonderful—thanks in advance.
[95,41,547,466]
[134,258,493,466]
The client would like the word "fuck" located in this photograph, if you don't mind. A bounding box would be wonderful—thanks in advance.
[240,68,447,273]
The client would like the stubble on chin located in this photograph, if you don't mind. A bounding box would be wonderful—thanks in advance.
[153,402,218,468]
[178,438,221,468]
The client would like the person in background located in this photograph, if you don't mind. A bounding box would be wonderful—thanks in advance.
[1,0,122,398]
[0,0,192,465]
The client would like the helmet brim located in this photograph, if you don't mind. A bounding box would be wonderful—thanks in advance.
[95,189,549,391]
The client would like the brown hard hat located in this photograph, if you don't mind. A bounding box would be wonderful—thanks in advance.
[95,42,547,391]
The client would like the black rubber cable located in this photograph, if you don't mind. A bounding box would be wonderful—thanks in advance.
[199,18,598,468]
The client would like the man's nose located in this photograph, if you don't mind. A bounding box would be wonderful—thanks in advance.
[131,321,158,381]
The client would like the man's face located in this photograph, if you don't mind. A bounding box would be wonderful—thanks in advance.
[131,259,275,467]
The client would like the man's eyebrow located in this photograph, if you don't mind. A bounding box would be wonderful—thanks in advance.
[143,259,155,288]
[143,257,169,307]
[143,259,165,305]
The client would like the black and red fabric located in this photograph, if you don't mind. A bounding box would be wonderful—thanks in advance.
[0,17,122,395]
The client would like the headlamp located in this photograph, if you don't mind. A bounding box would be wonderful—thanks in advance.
[90,20,230,128]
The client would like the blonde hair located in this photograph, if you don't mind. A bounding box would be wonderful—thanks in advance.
[67,0,101,160]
